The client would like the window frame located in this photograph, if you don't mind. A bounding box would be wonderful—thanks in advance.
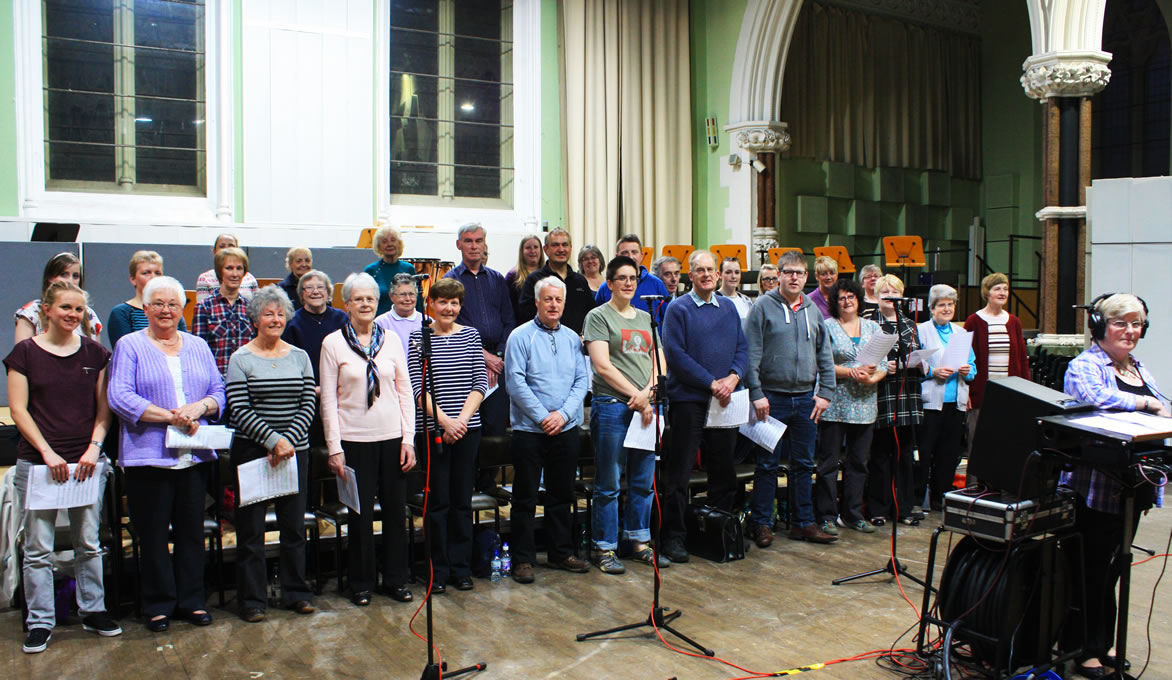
[13,0,234,223]
[376,0,541,234]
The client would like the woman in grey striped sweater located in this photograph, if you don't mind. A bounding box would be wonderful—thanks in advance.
[226,286,317,622]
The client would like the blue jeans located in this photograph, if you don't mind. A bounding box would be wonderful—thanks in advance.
[590,396,656,551]
[751,391,818,528]
[13,457,111,630]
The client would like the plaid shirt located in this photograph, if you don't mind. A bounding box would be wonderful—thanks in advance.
[1061,343,1165,514]
[865,310,923,427]
[192,292,255,377]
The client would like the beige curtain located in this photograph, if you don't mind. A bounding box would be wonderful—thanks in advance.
[781,3,982,180]
[562,0,693,253]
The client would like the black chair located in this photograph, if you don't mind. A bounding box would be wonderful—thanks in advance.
[309,446,380,594]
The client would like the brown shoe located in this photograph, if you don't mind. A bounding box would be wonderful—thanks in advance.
[512,563,535,584]
[551,555,590,573]
[752,525,775,548]
[788,523,838,544]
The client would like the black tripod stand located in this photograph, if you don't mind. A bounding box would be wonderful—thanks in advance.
[576,295,714,657]
[415,307,487,680]
[833,298,927,589]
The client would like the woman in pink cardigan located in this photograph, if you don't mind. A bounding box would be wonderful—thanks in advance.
[320,273,416,607]
[963,272,1030,450]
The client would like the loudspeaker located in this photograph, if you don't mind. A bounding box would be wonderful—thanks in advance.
[968,376,1092,498]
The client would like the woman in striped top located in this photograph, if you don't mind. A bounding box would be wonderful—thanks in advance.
[226,286,318,622]
[321,273,416,606]
[408,278,488,593]
[107,250,187,346]
[963,273,1030,458]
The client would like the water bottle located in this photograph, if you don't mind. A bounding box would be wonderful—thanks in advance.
[268,564,281,607]
[500,542,512,576]
[489,549,502,582]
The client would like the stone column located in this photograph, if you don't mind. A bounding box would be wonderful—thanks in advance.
[725,121,791,267]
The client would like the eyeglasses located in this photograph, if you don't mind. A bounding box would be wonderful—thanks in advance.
[1108,319,1145,331]
[302,285,327,292]
[780,269,807,277]
[759,276,778,283]
[393,291,417,298]
[148,302,182,311]
[610,275,638,284]
[837,295,857,303]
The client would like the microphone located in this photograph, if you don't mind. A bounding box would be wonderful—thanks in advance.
[880,296,919,302]
[410,273,430,281]
[640,294,669,302]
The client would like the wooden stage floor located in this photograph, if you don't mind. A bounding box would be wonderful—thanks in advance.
[4,506,1171,679]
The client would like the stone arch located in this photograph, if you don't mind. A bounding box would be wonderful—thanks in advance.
[726,0,804,127]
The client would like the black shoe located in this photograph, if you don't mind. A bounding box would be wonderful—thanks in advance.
[350,591,372,607]
[1101,655,1132,672]
[662,537,690,563]
[82,612,123,637]
[454,576,474,591]
[430,582,446,595]
[176,609,212,626]
[1073,664,1109,679]
[146,616,170,633]
[290,600,316,615]
[22,628,51,654]
[240,606,266,623]
[383,584,413,602]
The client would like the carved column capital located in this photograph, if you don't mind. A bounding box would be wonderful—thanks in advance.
[1021,51,1112,100]
[725,121,791,153]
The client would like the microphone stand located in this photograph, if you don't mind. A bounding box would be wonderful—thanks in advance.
[576,295,715,657]
[833,298,927,589]
[416,292,487,680]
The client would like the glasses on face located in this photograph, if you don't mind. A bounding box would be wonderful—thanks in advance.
[759,276,778,283]
[1109,319,1145,331]
[837,294,857,303]
[302,285,327,293]
[611,275,638,284]
[780,269,807,278]
[149,302,182,311]
[691,266,716,275]
[393,291,417,298]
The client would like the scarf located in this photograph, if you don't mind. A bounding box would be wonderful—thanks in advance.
[343,322,385,408]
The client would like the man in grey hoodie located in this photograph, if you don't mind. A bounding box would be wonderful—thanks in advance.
[744,250,838,546]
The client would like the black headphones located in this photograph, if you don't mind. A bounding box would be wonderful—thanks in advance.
[1086,292,1149,341]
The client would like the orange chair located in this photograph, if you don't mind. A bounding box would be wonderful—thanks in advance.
[356,227,378,249]
[332,283,346,309]
[882,236,926,268]
[710,244,747,271]
[813,246,856,274]
[661,245,695,273]
[255,277,282,288]
[767,247,804,266]
[183,290,197,329]
[640,246,653,269]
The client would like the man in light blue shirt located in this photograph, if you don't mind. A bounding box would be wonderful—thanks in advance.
[505,276,591,583]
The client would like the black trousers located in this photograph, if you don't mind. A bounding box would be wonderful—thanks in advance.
[344,438,409,593]
[1064,502,1143,662]
[664,401,737,542]
[123,463,211,617]
[417,429,481,583]
[814,421,874,524]
[510,429,579,565]
[233,442,312,609]
[866,424,917,520]
[915,404,966,508]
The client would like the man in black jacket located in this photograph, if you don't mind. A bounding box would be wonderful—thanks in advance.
[517,228,597,333]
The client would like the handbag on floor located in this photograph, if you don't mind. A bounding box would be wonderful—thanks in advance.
[684,503,745,563]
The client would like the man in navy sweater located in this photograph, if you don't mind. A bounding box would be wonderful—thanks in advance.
[659,250,748,563]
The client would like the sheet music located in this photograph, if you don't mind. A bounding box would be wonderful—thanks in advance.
[165,425,234,450]
[1101,411,1172,433]
[937,330,973,370]
[738,410,787,452]
[705,390,750,429]
[1068,414,1166,438]
[236,457,299,507]
[25,464,101,511]
[337,466,360,513]
[855,332,898,367]
[623,413,665,451]
[906,349,937,370]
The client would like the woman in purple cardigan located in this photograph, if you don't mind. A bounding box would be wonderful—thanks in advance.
[108,276,226,633]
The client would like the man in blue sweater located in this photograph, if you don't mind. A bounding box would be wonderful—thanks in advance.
[593,234,670,325]
[659,250,748,563]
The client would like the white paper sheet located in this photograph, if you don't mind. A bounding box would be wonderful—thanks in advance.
[905,349,937,369]
[337,466,360,513]
[236,456,299,507]
[738,410,788,452]
[937,330,974,370]
[165,425,234,450]
[1101,411,1172,433]
[25,464,101,511]
[1070,412,1172,438]
[854,332,898,368]
[705,390,750,428]
[623,413,665,451]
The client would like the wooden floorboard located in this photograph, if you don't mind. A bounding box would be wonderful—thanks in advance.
[4,507,1171,679]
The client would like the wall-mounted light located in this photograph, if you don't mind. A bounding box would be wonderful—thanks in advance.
[460,102,476,112]
[751,159,766,174]
[728,153,742,168]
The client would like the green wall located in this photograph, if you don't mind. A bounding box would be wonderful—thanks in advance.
[689,0,745,249]
[540,0,565,231]
[0,5,19,215]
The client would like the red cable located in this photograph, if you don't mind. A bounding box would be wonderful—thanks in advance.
[407,353,443,678]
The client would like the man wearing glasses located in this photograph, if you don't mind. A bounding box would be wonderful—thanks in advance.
[744,250,838,546]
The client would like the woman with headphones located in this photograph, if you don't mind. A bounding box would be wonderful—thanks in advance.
[1062,293,1167,678]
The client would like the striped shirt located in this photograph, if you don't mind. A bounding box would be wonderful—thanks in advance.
[226,346,317,451]
[408,325,489,432]
[978,309,1011,381]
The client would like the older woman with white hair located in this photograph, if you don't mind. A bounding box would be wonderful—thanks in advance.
[858,263,883,317]
[363,225,417,316]
[282,270,348,449]
[375,272,423,359]
[226,286,318,622]
[1062,293,1166,677]
[320,273,416,606]
[107,275,225,632]
[278,247,314,311]
[915,284,976,515]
